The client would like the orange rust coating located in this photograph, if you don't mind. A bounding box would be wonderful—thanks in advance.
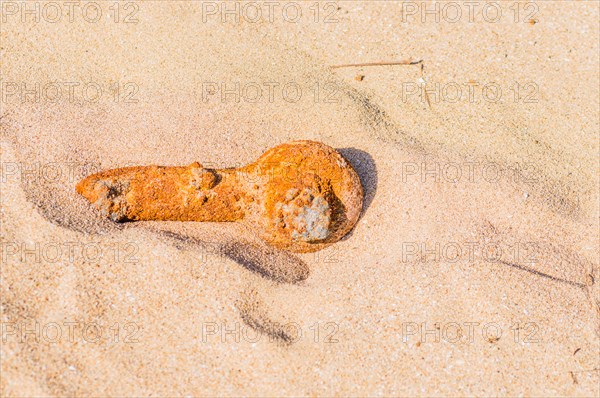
[76,163,249,222]
[76,141,364,252]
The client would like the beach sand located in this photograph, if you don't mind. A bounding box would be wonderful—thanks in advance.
[0,1,598,396]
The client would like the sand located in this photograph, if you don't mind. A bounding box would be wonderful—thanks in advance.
[0,1,598,396]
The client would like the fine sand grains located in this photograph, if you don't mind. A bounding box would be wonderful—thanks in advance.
[1,2,598,396]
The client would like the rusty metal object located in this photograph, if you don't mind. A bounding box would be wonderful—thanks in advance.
[76,140,363,252]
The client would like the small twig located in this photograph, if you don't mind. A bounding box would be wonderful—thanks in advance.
[420,62,432,109]
[330,60,422,69]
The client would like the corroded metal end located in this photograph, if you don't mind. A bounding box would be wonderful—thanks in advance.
[76,174,131,222]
